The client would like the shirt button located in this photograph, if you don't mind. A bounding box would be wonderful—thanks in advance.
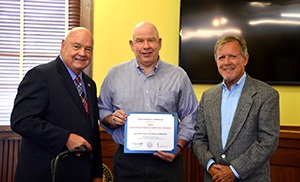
[221,154,226,159]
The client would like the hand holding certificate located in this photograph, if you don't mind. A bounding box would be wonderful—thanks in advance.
[124,112,178,154]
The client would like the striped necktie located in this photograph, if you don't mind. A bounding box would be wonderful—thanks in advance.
[75,76,89,115]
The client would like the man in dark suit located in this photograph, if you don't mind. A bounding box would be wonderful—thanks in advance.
[193,35,280,182]
[10,27,102,182]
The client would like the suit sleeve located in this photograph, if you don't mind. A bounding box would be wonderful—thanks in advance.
[11,68,70,154]
[192,92,215,168]
[230,88,280,179]
[89,80,103,178]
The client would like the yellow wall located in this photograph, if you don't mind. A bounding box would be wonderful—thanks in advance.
[93,0,300,126]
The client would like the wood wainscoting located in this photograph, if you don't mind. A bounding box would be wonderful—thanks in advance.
[1,126,299,182]
[0,126,21,182]
[270,126,300,181]
[183,126,300,182]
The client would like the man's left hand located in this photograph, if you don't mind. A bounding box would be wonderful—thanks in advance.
[154,150,179,162]
[211,164,236,182]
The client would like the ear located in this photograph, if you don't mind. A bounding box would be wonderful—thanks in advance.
[61,39,65,47]
[158,38,162,50]
[129,40,134,52]
[243,55,249,66]
[60,39,66,54]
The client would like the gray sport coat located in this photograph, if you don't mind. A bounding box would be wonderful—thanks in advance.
[193,75,280,182]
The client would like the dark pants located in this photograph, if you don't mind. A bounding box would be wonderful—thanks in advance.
[113,145,183,182]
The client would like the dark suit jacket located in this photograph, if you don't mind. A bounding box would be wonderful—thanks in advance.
[11,56,102,182]
[193,75,280,182]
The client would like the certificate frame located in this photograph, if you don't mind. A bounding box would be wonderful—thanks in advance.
[124,112,178,154]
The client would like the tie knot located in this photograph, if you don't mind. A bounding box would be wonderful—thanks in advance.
[75,76,81,84]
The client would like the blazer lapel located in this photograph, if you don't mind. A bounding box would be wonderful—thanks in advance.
[56,57,90,122]
[209,84,223,150]
[224,76,256,151]
[82,74,94,127]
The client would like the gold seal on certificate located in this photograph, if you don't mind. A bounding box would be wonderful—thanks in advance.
[124,112,178,154]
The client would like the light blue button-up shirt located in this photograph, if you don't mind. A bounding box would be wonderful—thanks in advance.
[98,58,199,146]
[206,72,246,179]
[221,73,246,149]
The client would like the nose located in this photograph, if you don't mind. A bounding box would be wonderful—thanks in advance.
[224,56,231,64]
[78,47,87,56]
[142,41,150,49]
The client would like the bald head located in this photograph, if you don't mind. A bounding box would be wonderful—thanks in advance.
[64,27,93,45]
[60,27,94,75]
[129,22,162,70]
[131,22,160,41]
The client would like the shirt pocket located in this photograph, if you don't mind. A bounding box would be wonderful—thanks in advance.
[154,90,178,112]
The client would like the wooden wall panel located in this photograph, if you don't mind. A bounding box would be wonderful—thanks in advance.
[270,127,300,182]
[271,165,300,181]
[182,147,204,182]
[0,126,21,182]
[100,128,118,174]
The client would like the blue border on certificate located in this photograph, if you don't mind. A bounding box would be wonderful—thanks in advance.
[124,112,178,154]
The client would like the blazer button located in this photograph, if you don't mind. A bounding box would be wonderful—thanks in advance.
[221,154,226,159]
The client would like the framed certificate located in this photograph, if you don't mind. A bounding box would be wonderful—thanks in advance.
[124,112,178,154]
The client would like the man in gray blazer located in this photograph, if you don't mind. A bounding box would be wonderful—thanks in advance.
[193,35,280,182]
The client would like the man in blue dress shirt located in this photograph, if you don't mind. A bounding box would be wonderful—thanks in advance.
[98,22,198,182]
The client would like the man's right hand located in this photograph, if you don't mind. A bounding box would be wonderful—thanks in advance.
[66,133,92,152]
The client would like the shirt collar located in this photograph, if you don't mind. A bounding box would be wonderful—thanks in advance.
[222,72,246,90]
[134,56,161,74]
[59,55,83,81]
